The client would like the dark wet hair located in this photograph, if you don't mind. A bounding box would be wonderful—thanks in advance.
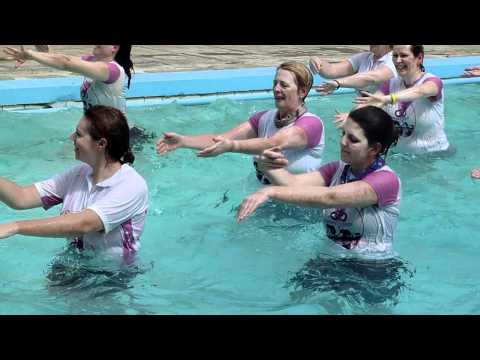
[349,106,399,159]
[84,105,135,164]
[114,45,134,89]
[410,45,425,72]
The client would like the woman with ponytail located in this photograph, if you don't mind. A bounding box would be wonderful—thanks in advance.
[0,106,148,257]
[4,45,134,114]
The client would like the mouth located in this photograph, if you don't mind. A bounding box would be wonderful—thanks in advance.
[395,64,408,72]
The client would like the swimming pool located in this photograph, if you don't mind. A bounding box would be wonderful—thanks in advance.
[0,82,479,314]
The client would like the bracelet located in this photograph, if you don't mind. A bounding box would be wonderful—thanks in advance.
[333,80,341,90]
[390,93,398,105]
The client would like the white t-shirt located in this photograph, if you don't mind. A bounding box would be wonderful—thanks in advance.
[348,51,397,93]
[35,163,148,255]
[379,73,450,154]
[319,161,401,259]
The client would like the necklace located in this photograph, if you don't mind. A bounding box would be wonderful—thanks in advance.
[274,104,307,129]
[340,158,386,184]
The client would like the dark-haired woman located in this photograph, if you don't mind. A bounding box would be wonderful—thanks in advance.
[354,45,450,155]
[4,45,134,114]
[237,106,400,257]
[0,106,148,257]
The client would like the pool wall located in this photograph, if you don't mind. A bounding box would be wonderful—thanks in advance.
[2,55,480,110]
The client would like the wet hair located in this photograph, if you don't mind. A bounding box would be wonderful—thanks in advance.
[410,45,425,72]
[277,61,313,102]
[348,106,399,159]
[84,105,135,164]
[114,45,134,89]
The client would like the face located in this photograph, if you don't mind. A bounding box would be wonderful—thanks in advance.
[69,117,104,164]
[92,45,118,59]
[392,45,423,77]
[369,45,391,57]
[273,69,305,112]
[340,118,378,168]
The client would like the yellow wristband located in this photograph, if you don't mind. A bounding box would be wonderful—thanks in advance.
[390,93,398,105]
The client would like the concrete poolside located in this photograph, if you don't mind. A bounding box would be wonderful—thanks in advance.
[1,45,480,80]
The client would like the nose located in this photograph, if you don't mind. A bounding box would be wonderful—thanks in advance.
[70,132,76,141]
[273,83,282,92]
[340,134,348,147]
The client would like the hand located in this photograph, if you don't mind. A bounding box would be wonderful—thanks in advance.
[257,146,289,171]
[333,110,349,129]
[0,222,19,240]
[3,46,33,68]
[471,168,480,179]
[236,187,273,223]
[156,132,185,155]
[353,91,389,108]
[463,66,480,78]
[196,136,233,158]
[309,56,326,75]
[315,80,338,95]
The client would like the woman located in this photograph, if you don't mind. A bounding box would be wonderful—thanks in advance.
[0,106,148,258]
[309,45,397,96]
[156,61,325,184]
[3,45,134,114]
[237,106,400,257]
[354,45,450,155]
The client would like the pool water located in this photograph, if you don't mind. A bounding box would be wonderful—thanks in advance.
[1,83,479,314]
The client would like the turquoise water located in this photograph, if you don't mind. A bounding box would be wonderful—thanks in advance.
[0,83,479,314]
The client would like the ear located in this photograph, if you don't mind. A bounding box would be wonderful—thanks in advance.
[112,45,120,53]
[369,142,382,156]
[97,138,107,149]
[298,87,307,100]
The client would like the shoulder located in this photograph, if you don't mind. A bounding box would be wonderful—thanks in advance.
[120,165,148,193]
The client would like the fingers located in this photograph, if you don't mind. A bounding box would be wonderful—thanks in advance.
[236,196,260,223]
[471,169,480,179]
[196,143,217,157]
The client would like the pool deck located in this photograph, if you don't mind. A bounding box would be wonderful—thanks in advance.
[1,45,480,80]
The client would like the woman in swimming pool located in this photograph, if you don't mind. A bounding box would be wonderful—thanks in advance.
[353,45,451,155]
[4,45,134,114]
[0,106,148,257]
[156,61,325,184]
[237,106,400,257]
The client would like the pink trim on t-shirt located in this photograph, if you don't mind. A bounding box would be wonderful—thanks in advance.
[294,115,323,149]
[319,161,340,186]
[379,80,390,95]
[362,170,400,207]
[104,63,121,84]
[41,194,63,210]
[424,77,443,101]
[248,110,268,136]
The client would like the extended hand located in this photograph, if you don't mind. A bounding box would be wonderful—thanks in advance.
[315,81,338,95]
[156,132,184,155]
[464,66,480,77]
[333,110,349,129]
[3,46,32,68]
[0,222,18,240]
[471,168,480,179]
[257,146,289,171]
[236,188,272,223]
[197,136,233,158]
[309,56,326,75]
[353,91,388,108]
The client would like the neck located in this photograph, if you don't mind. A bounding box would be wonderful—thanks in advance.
[91,159,122,185]
[278,103,303,118]
[350,157,377,176]
[403,69,424,86]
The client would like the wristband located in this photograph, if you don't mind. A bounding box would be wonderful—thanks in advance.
[333,80,341,90]
[390,93,398,105]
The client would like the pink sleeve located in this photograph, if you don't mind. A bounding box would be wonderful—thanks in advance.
[248,110,268,136]
[424,77,443,101]
[318,161,340,186]
[81,55,95,61]
[294,116,323,148]
[104,63,121,84]
[362,171,400,207]
[378,80,390,95]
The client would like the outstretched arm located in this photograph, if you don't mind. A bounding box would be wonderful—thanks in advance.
[0,209,103,240]
[309,58,355,79]
[237,180,378,223]
[0,178,42,210]
[4,46,111,82]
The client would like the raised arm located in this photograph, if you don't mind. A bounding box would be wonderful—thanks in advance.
[354,79,441,108]
[0,178,42,210]
[317,65,395,95]
[0,209,103,240]
[309,57,355,79]
[4,46,111,82]
[237,180,378,223]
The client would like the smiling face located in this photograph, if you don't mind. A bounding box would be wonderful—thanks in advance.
[70,116,104,165]
[392,45,423,77]
[340,118,379,171]
[273,69,306,113]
